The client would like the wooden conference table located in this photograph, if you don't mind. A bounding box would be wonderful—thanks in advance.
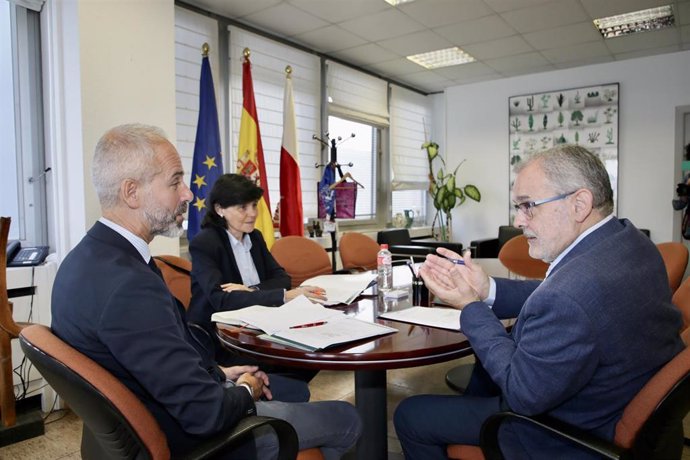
[216,260,510,460]
[216,293,472,460]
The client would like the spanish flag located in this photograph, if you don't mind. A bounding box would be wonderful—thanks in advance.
[236,49,275,248]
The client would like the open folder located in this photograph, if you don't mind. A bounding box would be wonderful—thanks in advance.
[212,295,396,351]
[300,272,376,305]
[379,306,461,331]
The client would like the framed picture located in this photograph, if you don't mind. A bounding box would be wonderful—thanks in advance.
[508,82,619,221]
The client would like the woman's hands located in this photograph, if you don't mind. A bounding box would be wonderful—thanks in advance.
[224,365,273,401]
[285,285,328,302]
[220,282,253,293]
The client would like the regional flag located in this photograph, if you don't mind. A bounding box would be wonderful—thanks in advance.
[236,50,275,248]
[279,67,304,237]
[188,49,222,241]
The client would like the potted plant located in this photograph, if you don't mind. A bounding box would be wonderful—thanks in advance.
[422,141,481,242]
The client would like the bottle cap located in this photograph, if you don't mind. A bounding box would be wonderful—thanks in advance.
[380,244,389,249]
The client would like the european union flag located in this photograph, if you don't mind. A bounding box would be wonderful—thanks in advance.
[187,53,223,241]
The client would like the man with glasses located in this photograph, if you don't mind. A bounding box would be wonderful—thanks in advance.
[394,144,683,459]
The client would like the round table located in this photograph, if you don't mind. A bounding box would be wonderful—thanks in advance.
[216,294,473,460]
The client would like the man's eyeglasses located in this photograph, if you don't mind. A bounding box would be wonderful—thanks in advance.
[512,191,577,219]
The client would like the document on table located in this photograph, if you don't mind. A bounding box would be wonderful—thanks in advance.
[379,306,461,331]
[259,317,397,351]
[211,295,343,335]
[301,272,377,305]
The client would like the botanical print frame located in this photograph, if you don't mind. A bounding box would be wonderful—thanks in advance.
[508,82,619,221]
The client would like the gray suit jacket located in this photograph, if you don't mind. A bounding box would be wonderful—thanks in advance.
[461,218,684,458]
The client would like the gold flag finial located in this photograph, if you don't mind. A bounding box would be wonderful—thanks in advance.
[285,65,292,77]
[201,43,209,57]
[243,48,251,60]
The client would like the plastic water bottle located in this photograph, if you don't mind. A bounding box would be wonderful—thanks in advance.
[377,244,393,293]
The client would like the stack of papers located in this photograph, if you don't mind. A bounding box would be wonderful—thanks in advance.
[301,272,376,305]
[379,306,461,331]
[212,295,397,351]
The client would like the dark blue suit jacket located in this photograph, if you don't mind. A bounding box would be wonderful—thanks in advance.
[461,218,684,458]
[188,226,290,330]
[51,222,256,455]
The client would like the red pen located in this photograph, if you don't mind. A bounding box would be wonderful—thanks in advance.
[289,321,327,329]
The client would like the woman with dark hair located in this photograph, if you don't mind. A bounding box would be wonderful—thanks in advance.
[188,174,323,387]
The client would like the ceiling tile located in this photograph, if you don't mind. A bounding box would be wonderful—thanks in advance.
[462,35,534,60]
[242,3,328,37]
[579,0,669,19]
[541,41,611,63]
[190,0,282,18]
[614,44,681,61]
[500,0,590,34]
[398,70,455,92]
[287,0,389,23]
[451,73,502,86]
[331,43,399,67]
[365,58,427,77]
[482,0,551,14]
[338,9,426,42]
[434,61,499,79]
[523,22,602,50]
[500,64,556,77]
[678,2,690,26]
[604,28,681,54]
[436,14,516,45]
[397,0,494,28]
[485,51,552,72]
[293,25,367,52]
[378,31,453,56]
[553,54,614,69]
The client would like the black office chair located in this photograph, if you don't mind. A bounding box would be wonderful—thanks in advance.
[377,229,463,262]
[469,226,522,259]
[19,324,300,460]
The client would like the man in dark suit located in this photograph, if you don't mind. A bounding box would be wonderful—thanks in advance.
[394,145,684,459]
[51,124,360,459]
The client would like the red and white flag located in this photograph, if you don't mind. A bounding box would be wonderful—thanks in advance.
[279,68,304,236]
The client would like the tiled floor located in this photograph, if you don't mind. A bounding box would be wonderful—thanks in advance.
[2,354,690,459]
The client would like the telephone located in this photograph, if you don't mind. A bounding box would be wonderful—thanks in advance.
[6,240,49,267]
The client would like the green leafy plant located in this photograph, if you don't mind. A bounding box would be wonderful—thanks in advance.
[422,141,481,242]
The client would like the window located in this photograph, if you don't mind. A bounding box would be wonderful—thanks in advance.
[327,116,380,220]
[0,2,47,244]
[392,190,426,226]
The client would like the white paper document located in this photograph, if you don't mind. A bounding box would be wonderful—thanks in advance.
[301,272,376,305]
[379,306,461,331]
[265,316,397,351]
[211,295,343,335]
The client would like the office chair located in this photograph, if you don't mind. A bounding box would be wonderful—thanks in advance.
[497,235,549,279]
[376,228,463,263]
[271,236,332,288]
[19,324,299,459]
[656,242,689,293]
[154,255,193,308]
[448,342,690,460]
[470,226,523,258]
[339,232,379,272]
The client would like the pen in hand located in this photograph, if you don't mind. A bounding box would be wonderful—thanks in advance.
[289,321,327,329]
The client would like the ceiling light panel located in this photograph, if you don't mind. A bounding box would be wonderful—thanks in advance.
[593,5,675,39]
[384,0,416,5]
[407,47,476,69]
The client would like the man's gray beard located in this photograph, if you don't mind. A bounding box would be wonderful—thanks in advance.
[145,205,186,238]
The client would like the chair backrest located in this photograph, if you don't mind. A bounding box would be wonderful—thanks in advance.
[339,232,379,271]
[614,344,690,458]
[672,276,690,344]
[19,324,170,459]
[656,242,689,293]
[497,225,522,249]
[154,255,192,309]
[377,229,412,246]
[497,235,548,279]
[271,236,332,288]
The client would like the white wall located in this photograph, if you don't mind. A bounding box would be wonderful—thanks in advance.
[441,50,690,247]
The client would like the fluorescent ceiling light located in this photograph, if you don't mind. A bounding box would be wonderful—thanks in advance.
[593,5,674,39]
[384,0,416,5]
[407,47,475,69]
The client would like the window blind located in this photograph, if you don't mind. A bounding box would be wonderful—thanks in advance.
[390,85,432,191]
[326,60,389,127]
[228,26,321,218]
